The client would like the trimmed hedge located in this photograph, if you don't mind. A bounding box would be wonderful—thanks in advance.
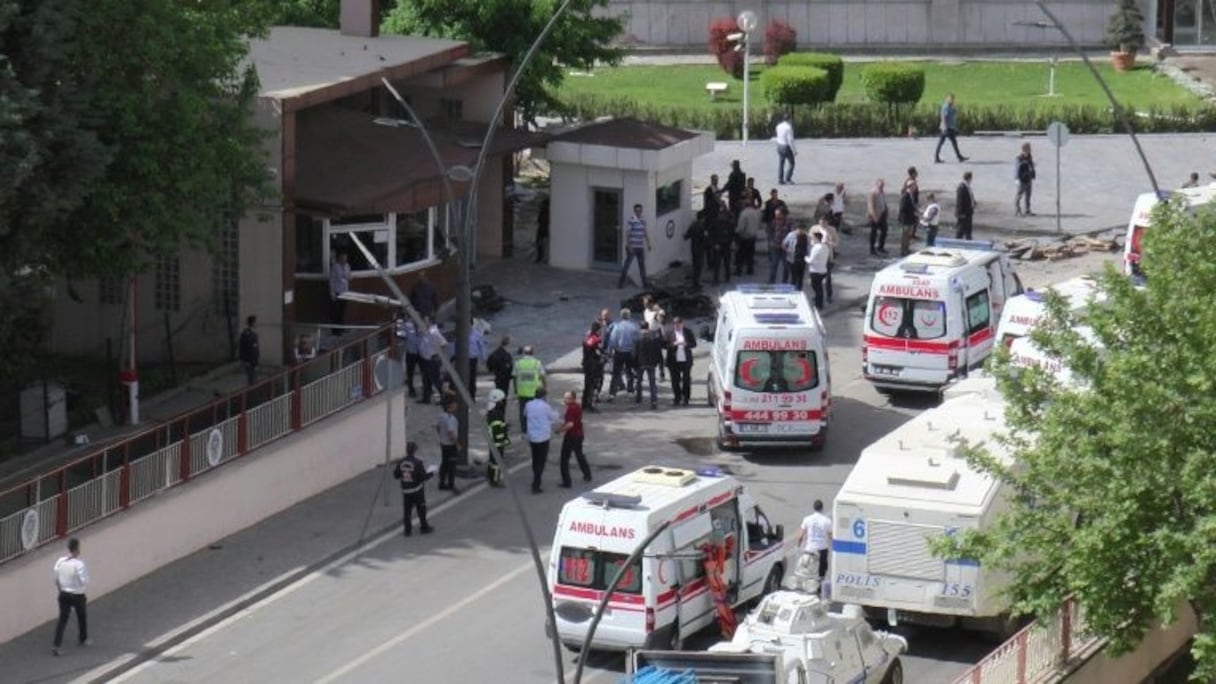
[860,63,926,104]
[776,53,845,101]
[760,66,831,106]
[553,92,1216,140]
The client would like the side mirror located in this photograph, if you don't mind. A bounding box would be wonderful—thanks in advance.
[774,524,785,541]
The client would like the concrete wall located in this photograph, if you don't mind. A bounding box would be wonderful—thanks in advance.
[1061,604,1197,684]
[242,98,287,367]
[651,161,696,274]
[603,0,1131,49]
[549,162,657,278]
[0,393,401,646]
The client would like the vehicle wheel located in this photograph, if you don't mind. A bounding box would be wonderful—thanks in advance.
[809,427,828,453]
[881,658,903,684]
[763,564,783,595]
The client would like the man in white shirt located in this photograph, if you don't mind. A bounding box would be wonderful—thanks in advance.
[524,388,563,494]
[797,500,833,581]
[813,216,838,304]
[774,113,796,185]
[52,537,89,655]
[920,191,942,246]
[805,232,830,310]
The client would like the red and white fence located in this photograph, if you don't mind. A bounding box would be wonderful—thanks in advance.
[952,599,1100,684]
[0,325,396,567]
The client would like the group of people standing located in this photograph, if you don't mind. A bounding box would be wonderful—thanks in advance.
[581,298,699,412]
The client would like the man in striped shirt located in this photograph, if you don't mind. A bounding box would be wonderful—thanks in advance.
[617,203,653,289]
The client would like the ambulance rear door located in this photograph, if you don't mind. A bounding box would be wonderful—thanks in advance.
[729,328,826,441]
[864,281,953,389]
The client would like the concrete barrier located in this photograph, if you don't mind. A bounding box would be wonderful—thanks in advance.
[0,394,403,645]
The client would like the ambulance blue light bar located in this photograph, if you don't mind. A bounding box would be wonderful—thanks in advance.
[1024,289,1045,302]
[736,284,797,294]
[933,237,998,251]
[581,492,643,508]
[754,313,803,325]
[696,467,725,478]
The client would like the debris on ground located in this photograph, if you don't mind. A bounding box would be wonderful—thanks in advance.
[1002,234,1123,261]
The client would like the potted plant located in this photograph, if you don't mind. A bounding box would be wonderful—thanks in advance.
[1106,0,1146,71]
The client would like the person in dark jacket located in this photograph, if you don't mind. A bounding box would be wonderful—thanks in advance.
[683,214,708,288]
[409,272,439,320]
[955,171,976,240]
[633,321,664,410]
[581,321,604,411]
[392,442,433,536]
[725,160,747,215]
[709,203,735,285]
[898,167,920,256]
[486,335,513,396]
[664,316,697,406]
[485,390,509,487]
[238,315,259,386]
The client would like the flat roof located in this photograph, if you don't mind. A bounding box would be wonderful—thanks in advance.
[248,27,468,105]
[552,117,702,151]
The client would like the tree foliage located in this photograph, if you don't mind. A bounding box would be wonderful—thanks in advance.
[0,0,270,382]
[945,200,1216,680]
[382,0,624,124]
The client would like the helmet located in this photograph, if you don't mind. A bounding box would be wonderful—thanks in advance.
[487,389,506,405]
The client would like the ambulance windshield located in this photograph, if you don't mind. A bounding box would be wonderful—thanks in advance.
[870,297,947,340]
[734,350,818,393]
[557,547,642,594]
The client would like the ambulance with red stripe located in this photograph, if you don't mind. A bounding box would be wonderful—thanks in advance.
[863,239,1022,393]
[1123,183,1216,280]
[994,275,1100,349]
[707,284,831,451]
[547,465,786,652]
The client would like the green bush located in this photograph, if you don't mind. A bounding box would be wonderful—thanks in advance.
[859,63,926,105]
[760,66,831,106]
[776,53,844,101]
[550,91,1216,140]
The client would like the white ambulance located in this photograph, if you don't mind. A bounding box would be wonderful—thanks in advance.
[547,465,787,652]
[1123,183,1216,279]
[707,285,832,451]
[831,386,1018,635]
[862,239,1022,393]
[994,275,1102,349]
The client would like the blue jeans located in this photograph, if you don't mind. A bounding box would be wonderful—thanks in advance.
[618,248,648,288]
[767,248,787,284]
[777,145,795,183]
[634,364,658,404]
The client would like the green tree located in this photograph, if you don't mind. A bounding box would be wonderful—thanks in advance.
[944,200,1216,680]
[0,0,270,381]
[381,0,624,123]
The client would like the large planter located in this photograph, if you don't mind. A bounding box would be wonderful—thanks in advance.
[1110,51,1136,71]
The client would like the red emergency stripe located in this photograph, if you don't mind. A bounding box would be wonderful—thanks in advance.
[727,409,825,421]
[742,543,785,566]
[670,489,735,525]
[863,335,957,353]
[553,578,710,613]
[554,584,645,606]
[968,327,994,346]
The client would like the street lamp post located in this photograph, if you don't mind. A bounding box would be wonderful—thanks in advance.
[731,10,758,146]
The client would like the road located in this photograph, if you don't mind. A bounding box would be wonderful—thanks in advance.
[96,253,1114,684]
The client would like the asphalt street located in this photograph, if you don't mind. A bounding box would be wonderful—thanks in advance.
[9,249,1114,684]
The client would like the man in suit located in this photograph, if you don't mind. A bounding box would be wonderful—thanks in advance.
[664,316,697,406]
[955,171,976,241]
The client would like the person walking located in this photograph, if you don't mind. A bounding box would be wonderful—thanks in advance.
[830,182,847,232]
[762,188,787,239]
[328,251,351,334]
[435,399,461,492]
[393,442,434,536]
[734,196,761,277]
[417,316,445,404]
[665,316,696,406]
[51,537,89,656]
[920,192,943,247]
[767,206,792,285]
[796,500,833,582]
[956,171,976,240]
[709,203,735,285]
[702,174,724,224]
[486,335,514,398]
[934,93,969,164]
[898,168,920,257]
[512,345,545,431]
[813,215,838,304]
[485,389,509,487]
[724,160,747,215]
[683,212,708,288]
[806,231,830,310]
[396,311,421,398]
[784,224,809,289]
[617,204,653,289]
[559,390,592,487]
[1015,143,1036,216]
[867,178,889,256]
[524,388,562,494]
[238,315,259,386]
[606,308,639,400]
[581,321,604,411]
[633,321,664,410]
[774,112,796,184]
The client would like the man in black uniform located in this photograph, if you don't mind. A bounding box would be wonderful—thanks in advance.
[683,213,708,288]
[486,335,514,396]
[393,442,434,536]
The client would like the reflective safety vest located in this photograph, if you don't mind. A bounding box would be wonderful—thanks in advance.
[514,357,543,398]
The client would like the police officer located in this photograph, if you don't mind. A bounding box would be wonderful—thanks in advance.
[485,389,509,487]
[392,442,433,536]
[512,345,545,432]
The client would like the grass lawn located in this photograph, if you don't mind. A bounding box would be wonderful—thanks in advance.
[557,61,1204,111]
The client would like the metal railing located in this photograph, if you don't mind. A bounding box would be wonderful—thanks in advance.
[952,599,1099,684]
[0,325,396,567]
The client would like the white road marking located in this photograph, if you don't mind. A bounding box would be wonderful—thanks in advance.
[313,560,535,684]
[92,459,535,684]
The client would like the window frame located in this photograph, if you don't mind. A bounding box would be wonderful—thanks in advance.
[655,179,682,217]
[966,290,991,336]
[870,296,948,341]
[556,546,643,595]
[733,349,820,393]
[295,207,451,278]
